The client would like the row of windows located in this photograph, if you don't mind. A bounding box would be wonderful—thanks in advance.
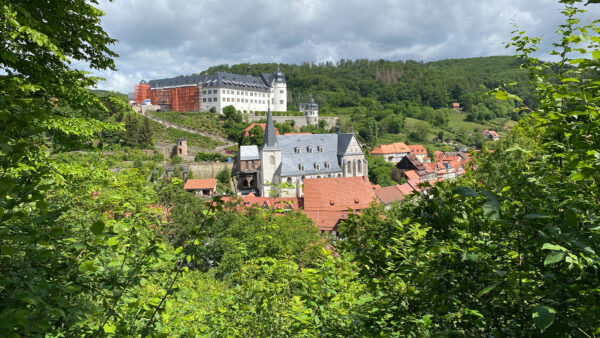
[295,146,323,154]
[298,162,331,171]
[203,97,267,104]
[202,89,267,96]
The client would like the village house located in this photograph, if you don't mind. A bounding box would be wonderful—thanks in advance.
[370,142,411,163]
[408,144,429,162]
[482,129,500,141]
[183,179,217,197]
[302,176,377,237]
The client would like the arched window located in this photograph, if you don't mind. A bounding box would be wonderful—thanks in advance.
[357,160,362,173]
[270,155,275,165]
[347,162,352,174]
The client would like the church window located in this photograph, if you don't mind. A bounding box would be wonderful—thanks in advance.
[347,162,352,174]
[270,155,275,165]
[358,160,362,173]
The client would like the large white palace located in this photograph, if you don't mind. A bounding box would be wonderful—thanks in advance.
[146,67,287,114]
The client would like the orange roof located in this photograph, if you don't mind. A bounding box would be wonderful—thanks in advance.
[397,183,414,196]
[371,142,410,155]
[303,210,356,231]
[483,129,499,138]
[303,176,377,211]
[407,179,422,191]
[242,123,280,138]
[404,170,420,181]
[372,184,382,190]
[408,144,427,155]
[374,185,405,204]
[452,102,460,108]
[423,162,438,173]
[184,179,217,190]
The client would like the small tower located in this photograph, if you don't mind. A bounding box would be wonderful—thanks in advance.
[271,65,287,112]
[299,97,319,126]
[177,138,188,158]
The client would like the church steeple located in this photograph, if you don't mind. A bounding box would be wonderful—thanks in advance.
[263,105,277,147]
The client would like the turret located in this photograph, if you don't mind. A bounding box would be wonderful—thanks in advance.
[272,65,287,112]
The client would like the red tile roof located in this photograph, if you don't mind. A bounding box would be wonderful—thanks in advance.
[184,179,217,190]
[374,185,406,204]
[397,183,414,196]
[371,142,410,155]
[483,129,499,138]
[242,123,280,138]
[404,170,420,181]
[303,210,356,231]
[408,144,427,155]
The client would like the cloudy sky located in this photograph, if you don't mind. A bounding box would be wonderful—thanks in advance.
[91,0,600,93]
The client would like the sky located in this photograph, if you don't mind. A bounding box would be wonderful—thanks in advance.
[90,0,600,94]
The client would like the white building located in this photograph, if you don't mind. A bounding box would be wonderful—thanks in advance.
[147,67,287,114]
[259,109,367,198]
[299,97,319,126]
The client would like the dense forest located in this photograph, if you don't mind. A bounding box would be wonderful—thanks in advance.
[1,0,599,336]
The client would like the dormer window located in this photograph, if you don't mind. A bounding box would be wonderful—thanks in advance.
[325,162,331,169]
[299,164,305,171]
[314,163,320,170]
[307,146,313,154]
[318,146,323,152]
[295,147,300,154]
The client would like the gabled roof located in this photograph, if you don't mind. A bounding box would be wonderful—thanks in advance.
[276,134,345,176]
[374,185,405,204]
[396,154,425,171]
[404,170,420,181]
[303,176,376,211]
[303,210,354,231]
[184,179,217,190]
[337,133,362,155]
[408,144,427,155]
[148,71,276,90]
[371,142,410,155]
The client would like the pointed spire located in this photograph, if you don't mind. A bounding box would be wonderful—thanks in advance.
[264,103,277,147]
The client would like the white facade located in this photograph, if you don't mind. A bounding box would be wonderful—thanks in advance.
[200,87,272,114]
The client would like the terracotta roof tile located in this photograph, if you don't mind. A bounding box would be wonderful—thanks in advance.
[303,176,377,211]
[374,185,405,204]
[404,170,420,181]
[408,144,427,155]
[371,142,410,155]
[184,179,217,190]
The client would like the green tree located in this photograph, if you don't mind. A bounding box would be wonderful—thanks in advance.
[137,116,154,146]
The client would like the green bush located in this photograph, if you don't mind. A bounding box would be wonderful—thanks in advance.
[194,152,229,162]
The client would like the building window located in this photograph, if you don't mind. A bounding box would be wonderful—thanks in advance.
[318,146,323,152]
[307,146,313,154]
[287,177,292,184]
[347,162,352,174]
[299,164,304,171]
[314,163,320,170]
[270,155,275,165]
[325,162,330,169]
[280,90,284,93]
[203,98,206,102]
[279,100,284,104]
[357,160,362,173]
[207,98,212,102]
[213,90,217,94]
[202,90,206,94]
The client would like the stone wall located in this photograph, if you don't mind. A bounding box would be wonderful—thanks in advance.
[189,161,234,179]
[244,115,339,129]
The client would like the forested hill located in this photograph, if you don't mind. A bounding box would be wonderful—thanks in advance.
[204,55,534,112]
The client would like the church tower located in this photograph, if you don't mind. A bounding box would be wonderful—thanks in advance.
[259,107,282,196]
[271,66,287,112]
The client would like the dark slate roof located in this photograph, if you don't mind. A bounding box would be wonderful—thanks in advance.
[337,133,363,155]
[300,97,318,110]
[263,109,277,148]
[272,68,285,83]
[276,134,343,176]
[148,71,277,89]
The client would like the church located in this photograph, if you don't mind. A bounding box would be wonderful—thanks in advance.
[258,109,368,197]
[134,67,287,114]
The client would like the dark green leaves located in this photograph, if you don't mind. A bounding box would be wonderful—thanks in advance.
[453,186,478,197]
[532,305,556,331]
[91,220,105,235]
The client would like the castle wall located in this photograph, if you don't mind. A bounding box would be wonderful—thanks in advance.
[244,115,338,129]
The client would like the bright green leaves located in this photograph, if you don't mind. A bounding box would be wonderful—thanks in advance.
[532,305,556,331]
[78,260,97,273]
[91,220,105,235]
[544,251,565,265]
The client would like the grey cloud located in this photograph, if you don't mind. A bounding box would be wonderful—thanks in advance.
[91,0,600,93]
